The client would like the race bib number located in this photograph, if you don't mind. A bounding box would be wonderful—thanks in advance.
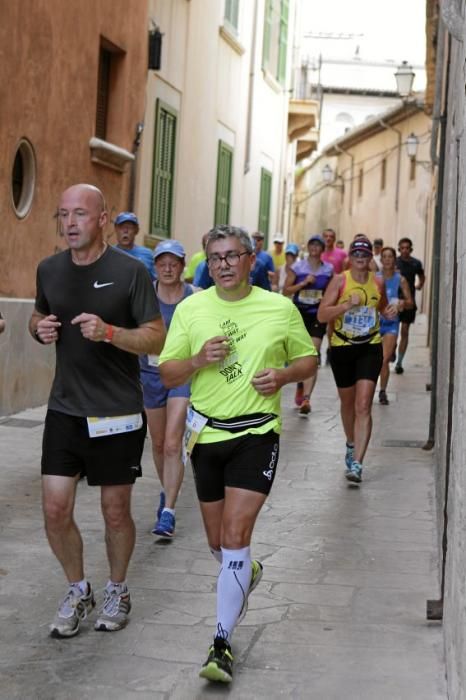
[147,354,159,367]
[342,306,376,336]
[86,413,143,438]
[298,289,322,305]
[182,406,208,465]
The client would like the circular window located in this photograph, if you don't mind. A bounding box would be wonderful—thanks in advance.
[11,139,36,218]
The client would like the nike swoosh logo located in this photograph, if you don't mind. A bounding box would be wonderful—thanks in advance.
[94,281,114,289]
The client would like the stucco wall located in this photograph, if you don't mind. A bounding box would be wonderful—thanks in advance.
[0,299,55,416]
[0,0,147,299]
[137,0,296,258]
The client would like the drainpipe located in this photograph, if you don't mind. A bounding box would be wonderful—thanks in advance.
[244,0,258,175]
[334,144,354,215]
[430,18,446,166]
[127,121,144,211]
[425,18,447,448]
[378,118,401,213]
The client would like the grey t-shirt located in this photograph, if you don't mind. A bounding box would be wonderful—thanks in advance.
[35,246,160,417]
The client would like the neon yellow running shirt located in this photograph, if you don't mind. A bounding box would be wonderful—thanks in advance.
[159,286,317,443]
[331,270,383,347]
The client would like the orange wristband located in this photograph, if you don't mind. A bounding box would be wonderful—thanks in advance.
[104,324,114,343]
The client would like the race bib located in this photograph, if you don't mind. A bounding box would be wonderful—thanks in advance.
[147,354,159,367]
[298,289,322,305]
[182,406,208,465]
[86,413,143,438]
[342,306,376,336]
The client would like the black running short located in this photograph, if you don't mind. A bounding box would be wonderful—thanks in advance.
[329,343,383,389]
[299,310,327,340]
[41,409,146,486]
[191,430,280,502]
[398,308,417,325]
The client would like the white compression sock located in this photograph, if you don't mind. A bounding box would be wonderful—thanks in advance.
[216,546,252,641]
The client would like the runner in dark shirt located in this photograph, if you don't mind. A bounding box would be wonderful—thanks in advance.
[395,237,425,373]
[29,183,165,639]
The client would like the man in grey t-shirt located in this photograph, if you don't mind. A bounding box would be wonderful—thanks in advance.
[29,183,165,639]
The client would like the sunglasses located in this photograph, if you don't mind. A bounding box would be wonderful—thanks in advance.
[350,250,372,259]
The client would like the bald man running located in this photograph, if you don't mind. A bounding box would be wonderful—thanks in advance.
[29,184,165,638]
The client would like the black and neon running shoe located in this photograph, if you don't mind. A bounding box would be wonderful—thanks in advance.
[199,636,234,683]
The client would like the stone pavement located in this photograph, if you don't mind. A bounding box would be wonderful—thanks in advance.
[0,317,447,699]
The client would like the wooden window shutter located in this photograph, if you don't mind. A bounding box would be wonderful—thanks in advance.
[262,0,273,70]
[380,158,387,191]
[224,0,240,32]
[258,168,272,242]
[277,0,289,84]
[150,99,177,237]
[214,141,233,226]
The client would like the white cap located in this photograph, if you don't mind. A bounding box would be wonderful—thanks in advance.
[273,233,285,243]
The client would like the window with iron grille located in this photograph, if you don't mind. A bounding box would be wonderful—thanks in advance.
[258,168,272,243]
[224,0,240,34]
[150,100,177,237]
[214,141,234,226]
[262,0,289,85]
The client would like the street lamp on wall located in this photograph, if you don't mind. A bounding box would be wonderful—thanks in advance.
[406,132,419,159]
[394,61,415,99]
[322,164,344,188]
[405,132,431,169]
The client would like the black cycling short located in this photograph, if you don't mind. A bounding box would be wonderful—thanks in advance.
[41,409,146,486]
[329,343,383,389]
[398,308,417,325]
[191,430,280,502]
[299,310,327,340]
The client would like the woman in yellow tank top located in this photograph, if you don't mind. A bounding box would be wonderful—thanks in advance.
[318,238,397,485]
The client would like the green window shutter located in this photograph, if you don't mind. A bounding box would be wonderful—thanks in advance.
[262,0,273,70]
[224,0,240,32]
[258,168,272,242]
[214,141,233,226]
[277,0,288,84]
[150,99,177,237]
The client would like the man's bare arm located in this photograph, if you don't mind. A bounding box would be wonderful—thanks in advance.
[71,314,166,355]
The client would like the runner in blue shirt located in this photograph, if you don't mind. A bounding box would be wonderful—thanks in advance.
[283,234,333,415]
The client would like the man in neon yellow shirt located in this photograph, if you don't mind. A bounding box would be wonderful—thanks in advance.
[159,224,317,684]
[184,232,208,282]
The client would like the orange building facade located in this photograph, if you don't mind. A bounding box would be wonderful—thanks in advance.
[0,0,148,298]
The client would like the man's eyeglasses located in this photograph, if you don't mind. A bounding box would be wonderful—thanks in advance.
[207,251,250,270]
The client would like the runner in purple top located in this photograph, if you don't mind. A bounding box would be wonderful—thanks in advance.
[283,234,333,415]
